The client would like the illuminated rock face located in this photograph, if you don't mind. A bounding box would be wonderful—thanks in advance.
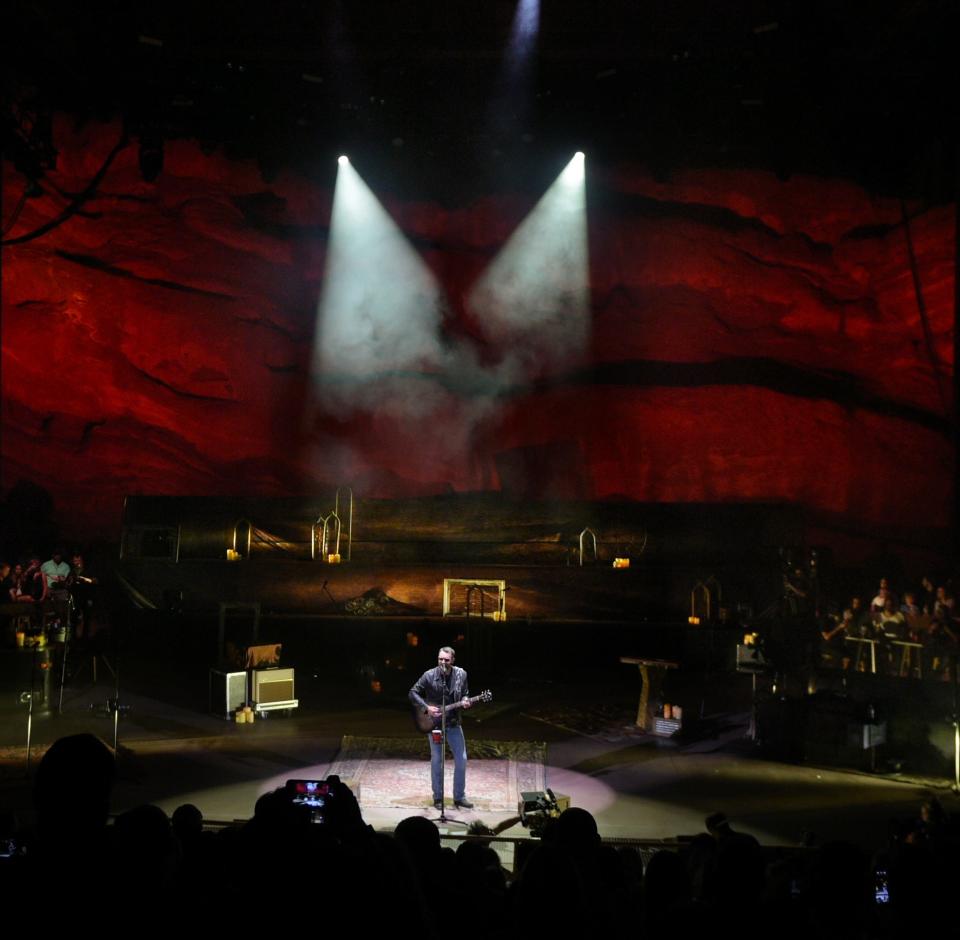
[1,116,953,539]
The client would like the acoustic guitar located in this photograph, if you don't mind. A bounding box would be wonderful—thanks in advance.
[413,690,493,733]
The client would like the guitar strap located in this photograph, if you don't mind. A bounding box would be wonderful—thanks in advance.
[438,666,467,715]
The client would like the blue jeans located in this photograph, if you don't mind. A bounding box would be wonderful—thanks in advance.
[430,724,467,802]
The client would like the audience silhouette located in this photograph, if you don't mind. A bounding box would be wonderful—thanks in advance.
[2,736,956,937]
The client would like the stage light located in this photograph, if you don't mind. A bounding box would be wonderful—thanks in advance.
[466,151,589,376]
[512,0,540,53]
[506,0,539,68]
[562,151,586,186]
[338,155,349,166]
[488,0,539,139]
[312,158,446,400]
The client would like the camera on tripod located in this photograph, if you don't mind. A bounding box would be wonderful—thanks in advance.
[518,789,560,837]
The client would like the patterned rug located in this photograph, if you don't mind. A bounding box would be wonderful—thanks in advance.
[325,735,546,812]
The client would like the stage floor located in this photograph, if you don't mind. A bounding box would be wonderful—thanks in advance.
[1,660,956,852]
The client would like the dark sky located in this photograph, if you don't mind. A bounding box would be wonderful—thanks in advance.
[4,1,955,201]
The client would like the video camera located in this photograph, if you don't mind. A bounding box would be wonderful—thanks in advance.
[518,789,560,837]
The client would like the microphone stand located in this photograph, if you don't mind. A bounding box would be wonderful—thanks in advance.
[432,666,467,829]
[438,675,448,822]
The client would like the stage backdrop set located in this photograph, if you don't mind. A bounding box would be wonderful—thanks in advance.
[1,116,954,547]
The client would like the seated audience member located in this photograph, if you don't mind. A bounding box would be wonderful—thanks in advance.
[878,597,907,638]
[68,551,97,638]
[7,563,24,601]
[34,733,115,841]
[0,562,14,640]
[923,615,958,678]
[455,837,507,900]
[705,811,760,850]
[553,807,625,934]
[821,609,855,669]
[23,556,44,601]
[782,564,811,616]
[41,548,71,595]
[554,805,602,859]
[684,831,719,902]
[900,591,930,642]
[933,585,956,623]
[510,840,589,938]
[900,592,920,618]
[171,802,204,845]
[8,734,117,912]
[643,849,691,935]
[870,577,896,613]
[905,796,948,845]
[41,548,73,629]
[841,596,880,670]
[8,563,34,602]
[848,595,871,634]
[876,598,908,673]
[918,575,937,615]
[703,812,764,921]
[112,803,179,901]
[393,813,444,886]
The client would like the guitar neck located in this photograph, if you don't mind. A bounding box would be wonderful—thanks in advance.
[443,695,479,714]
[415,690,491,733]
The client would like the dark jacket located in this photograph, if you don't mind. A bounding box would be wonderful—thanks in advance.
[409,666,470,726]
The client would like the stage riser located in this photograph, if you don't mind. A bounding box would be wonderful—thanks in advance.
[116,608,689,674]
[757,676,957,775]
[122,494,804,568]
[117,557,773,622]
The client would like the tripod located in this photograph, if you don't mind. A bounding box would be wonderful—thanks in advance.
[82,618,127,750]
[59,591,115,700]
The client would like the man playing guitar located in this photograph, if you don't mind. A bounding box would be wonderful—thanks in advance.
[409,646,474,810]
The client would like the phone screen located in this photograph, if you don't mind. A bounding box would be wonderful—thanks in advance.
[290,780,330,807]
[874,869,890,904]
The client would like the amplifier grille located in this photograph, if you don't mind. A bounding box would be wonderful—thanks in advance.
[253,668,295,704]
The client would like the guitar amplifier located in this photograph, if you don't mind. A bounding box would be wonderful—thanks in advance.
[252,667,295,704]
[210,669,247,719]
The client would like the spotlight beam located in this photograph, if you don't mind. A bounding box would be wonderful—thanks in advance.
[312,158,447,403]
[467,152,589,376]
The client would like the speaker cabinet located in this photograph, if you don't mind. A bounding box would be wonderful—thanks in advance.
[210,669,247,718]
[252,667,295,704]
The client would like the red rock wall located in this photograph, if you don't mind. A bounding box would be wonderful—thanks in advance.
[1,116,954,540]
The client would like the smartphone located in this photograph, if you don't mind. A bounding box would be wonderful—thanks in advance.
[0,837,21,859]
[286,779,333,821]
[874,868,890,904]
